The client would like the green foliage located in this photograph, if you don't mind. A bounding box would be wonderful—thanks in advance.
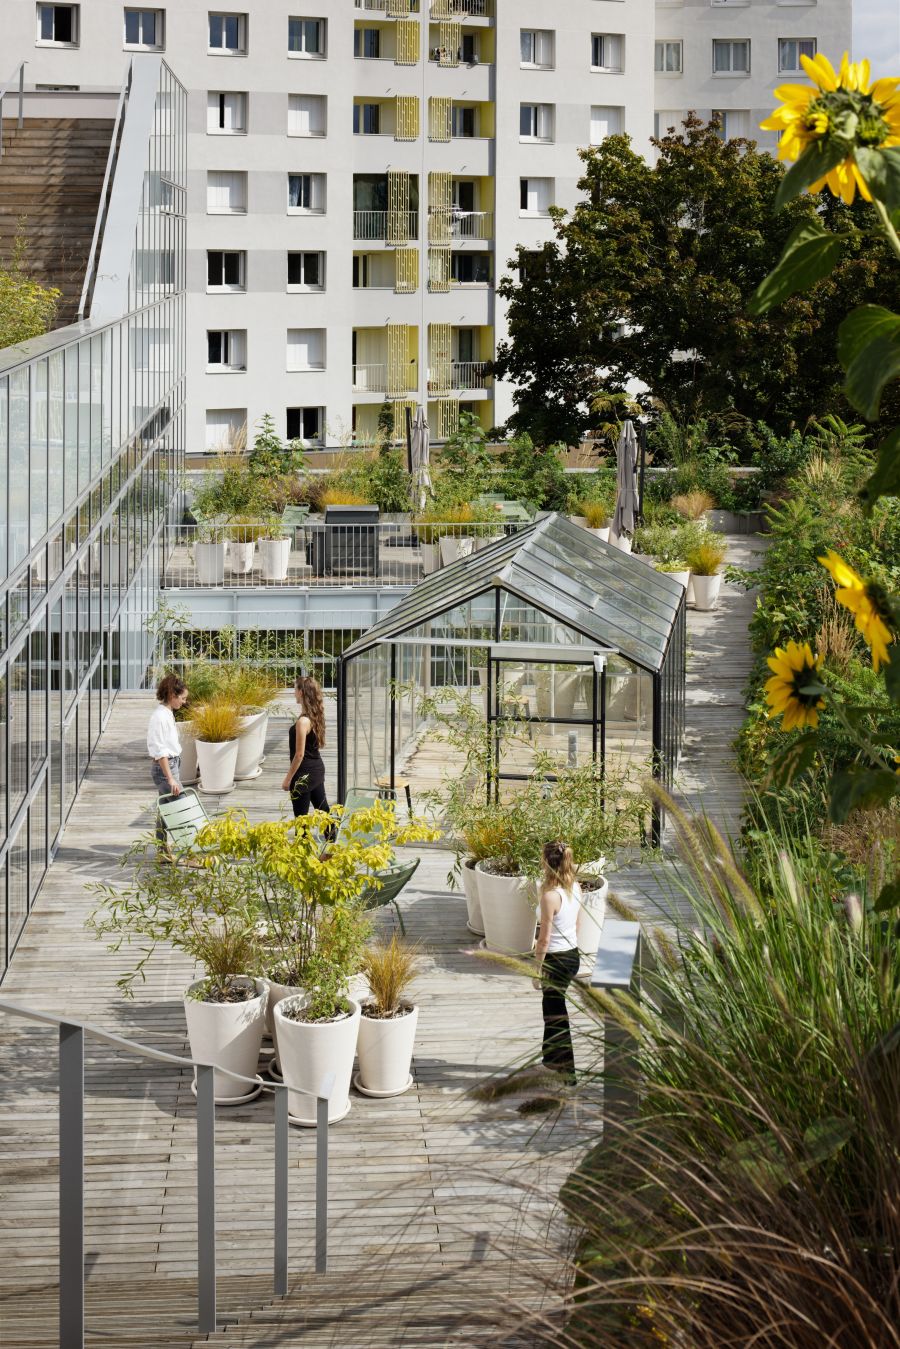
[248,413,307,477]
[0,233,60,350]
[498,434,570,512]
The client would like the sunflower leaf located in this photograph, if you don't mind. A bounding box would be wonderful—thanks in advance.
[828,768,900,824]
[855,146,900,214]
[873,879,900,914]
[860,426,900,511]
[765,732,819,788]
[797,680,827,697]
[748,221,844,315]
[774,139,854,210]
[838,306,900,421]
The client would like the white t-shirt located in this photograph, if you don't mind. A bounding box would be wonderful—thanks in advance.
[546,882,581,953]
[147,704,181,761]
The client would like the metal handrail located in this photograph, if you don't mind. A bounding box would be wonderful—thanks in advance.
[78,61,132,319]
[0,60,27,159]
[0,996,333,1349]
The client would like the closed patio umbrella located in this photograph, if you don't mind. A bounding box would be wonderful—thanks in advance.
[410,405,432,514]
[612,418,638,551]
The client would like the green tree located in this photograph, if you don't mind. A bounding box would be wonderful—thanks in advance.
[0,233,60,350]
[493,115,900,442]
[247,412,306,477]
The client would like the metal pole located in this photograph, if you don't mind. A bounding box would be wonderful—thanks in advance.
[18,61,25,128]
[405,406,413,475]
[389,642,397,793]
[315,1094,328,1273]
[637,421,647,526]
[196,1063,216,1334]
[59,1022,85,1349]
[274,1088,289,1297]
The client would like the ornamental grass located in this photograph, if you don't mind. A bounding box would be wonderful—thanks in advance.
[361,935,423,1017]
[580,501,610,530]
[684,537,726,576]
[187,696,242,743]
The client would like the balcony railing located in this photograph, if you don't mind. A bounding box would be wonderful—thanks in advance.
[352,362,417,393]
[353,210,419,241]
[431,0,492,15]
[429,210,493,242]
[355,0,420,9]
[162,520,518,590]
[452,360,490,389]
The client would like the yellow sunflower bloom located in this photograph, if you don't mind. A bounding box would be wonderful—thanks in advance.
[760,51,900,203]
[818,550,894,671]
[765,640,826,731]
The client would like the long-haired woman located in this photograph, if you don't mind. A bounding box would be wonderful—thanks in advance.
[532,839,582,1083]
[281,675,329,816]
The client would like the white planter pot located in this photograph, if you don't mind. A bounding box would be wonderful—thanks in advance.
[257,537,291,582]
[609,532,633,554]
[438,535,475,567]
[178,723,199,786]
[475,863,537,955]
[356,1005,418,1097]
[461,857,485,935]
[687,576,696,606]
[568,515,588,529]
[194,542,226,585]
[576,877,609,978]
[535,669,580,720]
[660,569,690,590]
[692,573,722,610]
[418,542,439,574]
[234,710,269,780]
[589,526,610,543]
[196,737,239,793]
[474,531,504,551]
[183,976,267,1103]
[229,540,256,574]
[274,995,361,1125]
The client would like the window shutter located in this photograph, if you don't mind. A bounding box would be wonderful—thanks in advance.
[429,249,451,293]
[439,21,460,66]
[435,398,459,439]
[429,171,452,243]
[429,97,452,142]
[396,18,418,65]
[395,249,418,294]
[387,323,412,395]
[429,323,452,393]
[387,169,411,244]
[535,31,551,66]
[395,95,420,141]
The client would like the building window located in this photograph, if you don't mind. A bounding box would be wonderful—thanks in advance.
[36,4,79,45]
[353,103,381,135]
[287,251,325,290]
[713,39,750,74]
[286,407,323,443]
[654,40,682,73]
[451,105,475,138]
[286,329,326,371]
[654,111,683,138]
[778,37,816,72]
[207,330,246,370]
[207,90,247,133]
[451,253,491,285]
[712,109,750,140]
[288,16,325,57]
[519,177,553,215]
[208,12,247,54]
[288,93,326,136]
[206,170,247,214]
[287,173,325,212]
[519,104,553,142]
[590,105,624,144]
[206,408,247,452]
[591,34,624,72]
[354,27,380,59]
[207,250,246,290]
[520,29,553,69]
[124,8,163,48]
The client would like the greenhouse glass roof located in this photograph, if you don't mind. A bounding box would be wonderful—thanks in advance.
[342,514,684,672]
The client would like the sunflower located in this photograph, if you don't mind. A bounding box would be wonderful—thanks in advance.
[765,641,826,730]
[760,52,900,203]
[818,550,894,671]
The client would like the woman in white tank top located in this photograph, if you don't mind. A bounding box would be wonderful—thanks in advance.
[533,840,581,1083]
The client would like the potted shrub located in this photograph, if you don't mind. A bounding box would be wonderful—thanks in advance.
[183,964,268,1104]
[193,524,227,585]
[227,516,263,575]
[474,803,539,956]
[580,501,611,542]
[685,536,727,610]
[257,518,292,582]
[656,558,691,590]
[355,935,423,1097]
[190,697,242,793]
[224,667,279,781]
[412,504,476,573]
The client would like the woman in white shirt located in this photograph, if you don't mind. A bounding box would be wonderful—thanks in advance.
[147,674,188,851]
[533,840,582,1083]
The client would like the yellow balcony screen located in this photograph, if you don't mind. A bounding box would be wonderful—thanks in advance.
[388,323,413,396]
[429,248,451,293]
[387,169,410,244]
[396,95,420,142]
[428,170,452,243]
[436,398,460,439]
[386,0,412,15]
[429,96,452,143]
[396,18,419,65]
[395,248,418,294]
[439,21,460,66]
[429,322,452,393]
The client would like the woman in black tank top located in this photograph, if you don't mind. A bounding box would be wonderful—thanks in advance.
[281,675,329,818]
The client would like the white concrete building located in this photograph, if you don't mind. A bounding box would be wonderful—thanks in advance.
[8,0,851,448]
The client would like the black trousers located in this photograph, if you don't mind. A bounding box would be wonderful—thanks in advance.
[541,948,580,1078]
[290,765,329,818]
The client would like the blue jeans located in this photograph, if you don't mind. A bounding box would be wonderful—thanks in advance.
[152,755,181,843]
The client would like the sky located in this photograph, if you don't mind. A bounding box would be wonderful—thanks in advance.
[854,0,900,77]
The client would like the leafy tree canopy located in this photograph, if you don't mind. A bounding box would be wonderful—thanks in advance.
[0,234,60,351]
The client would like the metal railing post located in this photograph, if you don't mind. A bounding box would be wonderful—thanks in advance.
[196,1063,217,1334]
[18,61,25,127]
[274,1088,289,1297]
[314,1082,331,1273]
[59,1022,85,1349]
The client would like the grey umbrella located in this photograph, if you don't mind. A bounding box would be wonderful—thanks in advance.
[410,405,432,514]
[612,418,638,545]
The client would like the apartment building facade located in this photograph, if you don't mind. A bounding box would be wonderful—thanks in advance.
[8,0,851,451]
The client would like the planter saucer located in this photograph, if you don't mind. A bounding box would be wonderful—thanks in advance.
[196,783,236,796]
[465,922,486,937]
[190,1075,264,1106]
[233,765,264,782]
[288,1100,351,1128]
[267,1058,284,1083]
[353,1071,414,1099]
[477,937,536,956]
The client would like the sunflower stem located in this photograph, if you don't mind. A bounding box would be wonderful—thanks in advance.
[871,198,900,263]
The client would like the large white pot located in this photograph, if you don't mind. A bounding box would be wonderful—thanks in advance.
[589,526,610,543]
[234,709,269,780]
[419,542,439,574]
[229,540,256,574]
[183,976,267,1103]
[196,737,239,793]
[194,542,226,585]
[475,863,537,955]
[356,1005,418,1097]
[692,573,722,610]
[609,532,633,554]
[274,995,361,1126]
[576,877,609,979]
[178,722,199,786]
[473,531,504,551]
[258,537,291,582]
[661,569,690,590]
[461,857,484,935]
[536,669,580,720]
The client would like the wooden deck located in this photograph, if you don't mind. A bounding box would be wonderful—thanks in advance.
[0,537,763,1347]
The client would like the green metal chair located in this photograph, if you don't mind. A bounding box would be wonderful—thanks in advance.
[336,788,420,934]
[156,789,212,854]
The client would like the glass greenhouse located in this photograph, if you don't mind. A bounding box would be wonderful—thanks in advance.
[336,515,686,843]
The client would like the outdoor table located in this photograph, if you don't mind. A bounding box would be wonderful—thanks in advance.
[280,504,310,548]
[475,499,534,532]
